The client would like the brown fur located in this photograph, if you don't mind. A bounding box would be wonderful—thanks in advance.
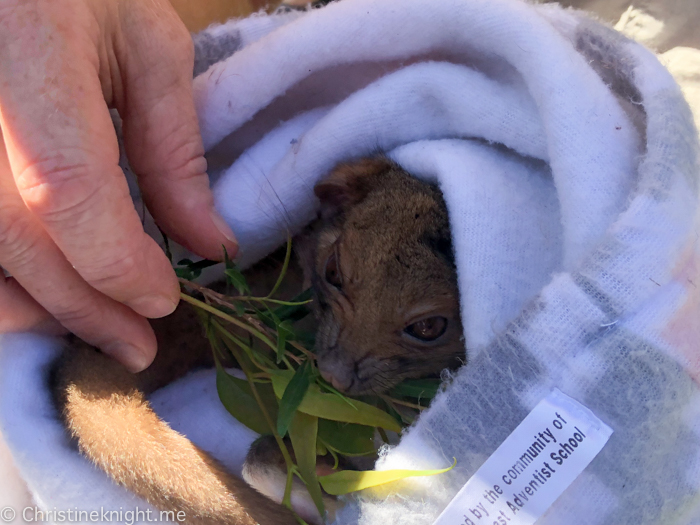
[51,158,464,524]
[311,158,463,394]
[53,305,297,525]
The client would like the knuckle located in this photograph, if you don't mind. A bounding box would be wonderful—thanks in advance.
[53,298,100,327]
[15,157,105,224]
[0,209,30,247]
[79,249,141,293]
[0,211,40,267]
[160,133,207,181]
[135,119,206,182]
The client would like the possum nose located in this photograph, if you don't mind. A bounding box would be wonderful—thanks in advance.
[319,363,354,392]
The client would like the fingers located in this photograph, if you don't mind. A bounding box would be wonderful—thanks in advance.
[0,3,180,320]
[117,0,239,262]
[0,274,66,336]
[0,139,157,372]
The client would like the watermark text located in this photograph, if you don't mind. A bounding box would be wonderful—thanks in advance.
[0,507,185,524]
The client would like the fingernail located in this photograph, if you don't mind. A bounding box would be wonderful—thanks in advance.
[209,209,238,245]
[104,342,154,373]
[128,294,178,319]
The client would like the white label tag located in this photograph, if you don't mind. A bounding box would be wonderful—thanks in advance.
[433,389,613,525]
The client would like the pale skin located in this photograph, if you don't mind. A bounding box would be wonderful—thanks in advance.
[0,0,238,372]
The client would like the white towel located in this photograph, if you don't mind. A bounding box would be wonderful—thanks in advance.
[1,1,699,523]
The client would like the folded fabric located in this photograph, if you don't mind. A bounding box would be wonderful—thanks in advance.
[1,0,699,524]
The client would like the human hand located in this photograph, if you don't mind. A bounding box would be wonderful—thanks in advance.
[0,0,238,372]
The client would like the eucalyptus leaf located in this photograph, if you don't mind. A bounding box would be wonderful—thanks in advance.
[238,379,280,424]
[318,459,456,496]
[176,258,219,280]
[276,331,287,364]
[271,372,402,433]
[175,267,195,280]
[317,420,375,456]
[379,397,406,428]
[267,235,293,299]
[289,413,325,518]
[294,330,316,349]
[389,378,441,400]
[278,320,296,339]
[277,362,312,436]
[233,302,247,316]
[223,246,235,269]
[225,268,250,295]
[179,238,430,499]
[256,305,281,332]
[276,320,295,363]
[273,288,313,322]
[216,367,273,435]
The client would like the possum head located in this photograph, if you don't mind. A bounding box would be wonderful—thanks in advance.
[309,158,464,395]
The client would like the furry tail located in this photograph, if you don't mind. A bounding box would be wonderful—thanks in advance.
[52,306,297,525]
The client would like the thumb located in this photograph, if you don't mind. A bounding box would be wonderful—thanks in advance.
[116,0,238,262]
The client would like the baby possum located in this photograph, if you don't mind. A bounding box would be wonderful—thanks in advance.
[309,158,463,394]
[51,158,464,525]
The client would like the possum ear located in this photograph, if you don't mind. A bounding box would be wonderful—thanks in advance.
[314,157,394,219]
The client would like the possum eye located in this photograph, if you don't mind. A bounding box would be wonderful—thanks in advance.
[404,316,448,342]
[324,248,343,289]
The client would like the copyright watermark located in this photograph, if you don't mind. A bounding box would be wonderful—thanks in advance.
[1,507,16,523]
[0,507,185,524]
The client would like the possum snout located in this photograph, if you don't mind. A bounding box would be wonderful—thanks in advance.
[318,356,355,391]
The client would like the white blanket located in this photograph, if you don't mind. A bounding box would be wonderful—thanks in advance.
[2,0,700,523]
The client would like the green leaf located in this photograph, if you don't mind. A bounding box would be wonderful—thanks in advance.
[176,258,220,280]
[318,459,456,496]
[276,320,295,363]
[190,259,220,271]
[289,412,325,518]
[380,397,413,427]
[214,320,278,372]
[225,268,250,295]
[233,302,247,316]
[267,234,293,299]
[293,330,316,349]
[216,367,275,435]
[272,288,313,322]
[276,331,287,363]
[276,362,312,436]
[389,378,441,401]
[175,267,195,280]
[271,372,402,433]
[317,420,376,456]
[255,305,281,331]
[221,247,249,294]
[223,246,235,269]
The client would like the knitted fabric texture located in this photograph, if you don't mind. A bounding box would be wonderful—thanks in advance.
[1,1,699,523]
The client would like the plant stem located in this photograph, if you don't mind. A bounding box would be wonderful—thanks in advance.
[242,297,312,306]
[181,279,310,307]
[380,395,426,411]
[288,340,317,359]
[220,329,298,509]
[267,234,292,298]
[213,321,276,371]
[180,293,278,353]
